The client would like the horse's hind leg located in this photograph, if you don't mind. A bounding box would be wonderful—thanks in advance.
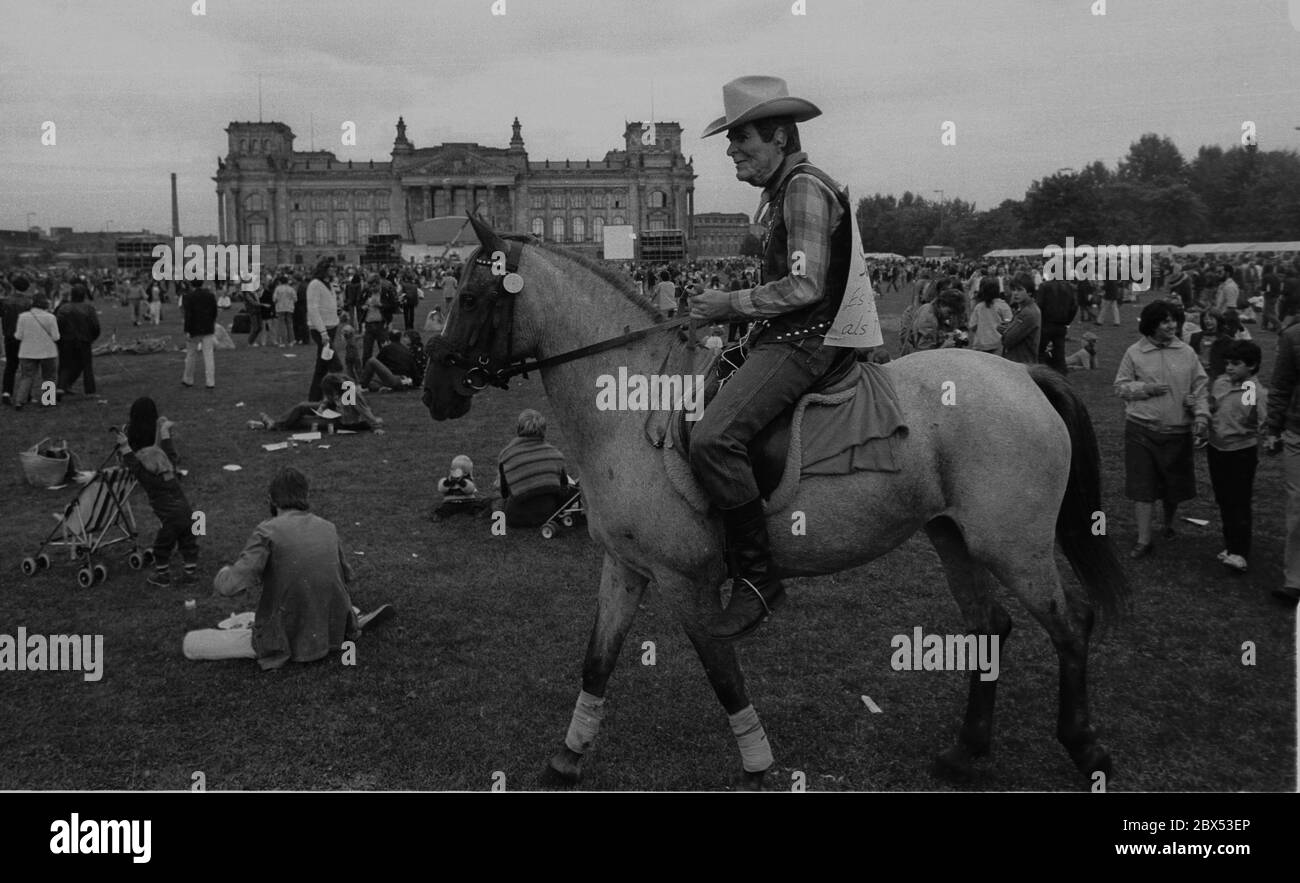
[542,553,648,788]
[925,517,1014,782]
[990,553,1111,784]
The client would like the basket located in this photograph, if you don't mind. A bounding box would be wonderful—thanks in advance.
[20,437,73,488]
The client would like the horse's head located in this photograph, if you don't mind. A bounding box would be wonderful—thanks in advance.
[422,215,534,421]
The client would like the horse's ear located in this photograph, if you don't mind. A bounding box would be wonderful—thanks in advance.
[468,213,505,254]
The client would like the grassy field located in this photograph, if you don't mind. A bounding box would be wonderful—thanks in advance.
[0,288,1294,792]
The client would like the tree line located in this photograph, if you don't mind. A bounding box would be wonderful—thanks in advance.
[854,134,1300,257]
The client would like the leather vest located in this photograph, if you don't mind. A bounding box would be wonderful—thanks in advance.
[758,162,852,342]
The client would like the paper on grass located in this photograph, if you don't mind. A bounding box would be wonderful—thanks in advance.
[262,442,290,452]
[291,432,322,442]
[313,407,342,419]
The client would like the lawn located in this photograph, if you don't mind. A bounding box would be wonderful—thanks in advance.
[0,288,1293,791]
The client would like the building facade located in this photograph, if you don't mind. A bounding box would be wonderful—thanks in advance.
[214,118,697,265]
[692,212,751,258]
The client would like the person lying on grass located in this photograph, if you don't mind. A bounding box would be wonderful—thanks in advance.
[247,371,384,433]
[182,466,392,669]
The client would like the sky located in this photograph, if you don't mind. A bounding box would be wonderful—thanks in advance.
[2,0,1300,236]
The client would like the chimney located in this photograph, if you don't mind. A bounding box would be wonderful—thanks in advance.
[170,173,180,237]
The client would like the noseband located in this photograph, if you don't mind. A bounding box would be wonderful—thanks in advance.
[429,240,693,397]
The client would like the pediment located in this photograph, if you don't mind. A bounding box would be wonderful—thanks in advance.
[403,147,516,177]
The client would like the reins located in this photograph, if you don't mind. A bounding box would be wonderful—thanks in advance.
[437,237,696,392]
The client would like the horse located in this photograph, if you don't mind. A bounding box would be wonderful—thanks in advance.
[422,216,1130,790]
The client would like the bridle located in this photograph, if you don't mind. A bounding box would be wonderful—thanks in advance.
[427,239,693,398]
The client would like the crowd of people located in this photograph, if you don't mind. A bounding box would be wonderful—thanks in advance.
[4,237,1300,674]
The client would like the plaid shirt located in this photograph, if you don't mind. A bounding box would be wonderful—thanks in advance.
[730,152,844,319]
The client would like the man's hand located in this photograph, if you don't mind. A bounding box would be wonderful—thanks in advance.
[1264,435,1283,456]
[688,287,734,322]
[1145,382,1171,396]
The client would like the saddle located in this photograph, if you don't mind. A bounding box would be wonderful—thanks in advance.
[646,337,908,513]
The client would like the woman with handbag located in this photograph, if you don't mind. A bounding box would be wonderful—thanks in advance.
[12,293,60,410]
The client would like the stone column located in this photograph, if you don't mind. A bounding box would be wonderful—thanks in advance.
[217,190,226,243]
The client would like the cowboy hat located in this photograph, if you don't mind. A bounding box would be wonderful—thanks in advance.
[701,75,821,138]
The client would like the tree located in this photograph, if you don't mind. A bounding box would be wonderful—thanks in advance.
[1117,133,1186,184]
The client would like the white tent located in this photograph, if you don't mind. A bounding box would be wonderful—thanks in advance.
[982,248,1046,259]
[864,252,905,260]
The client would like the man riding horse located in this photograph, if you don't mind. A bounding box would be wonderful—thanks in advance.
[688,76,859,641]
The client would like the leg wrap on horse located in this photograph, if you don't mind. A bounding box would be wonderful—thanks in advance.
[728,705,773,772]
[564,690,606,754]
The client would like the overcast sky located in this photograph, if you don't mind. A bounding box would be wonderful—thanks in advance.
[3,0,1299,236]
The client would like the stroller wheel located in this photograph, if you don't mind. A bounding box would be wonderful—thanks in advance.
[77,567,95,588]
[21,557,37,576]
[561,516,574,528]
[541,523,556,539]
[93,564,108,584]
[128,552,144,570]
[36,553,51,570]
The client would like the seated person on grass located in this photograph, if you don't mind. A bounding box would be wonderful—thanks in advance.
[360,329,419,392]
[182,466,391,669]
[249,372,384,433]
[432,454,487,519]
[493,409,571,528]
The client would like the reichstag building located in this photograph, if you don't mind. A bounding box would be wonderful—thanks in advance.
[214,117,697,265]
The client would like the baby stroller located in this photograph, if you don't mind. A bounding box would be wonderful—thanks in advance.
[20,449,151,587]
[540,478,586,539]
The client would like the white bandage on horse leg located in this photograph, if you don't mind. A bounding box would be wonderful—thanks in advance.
[729,705,774,773]
[564,690,606,754]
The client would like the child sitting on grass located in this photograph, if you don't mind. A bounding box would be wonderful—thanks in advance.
[1206,339,1268,574]
[114,396,198,586]
[432,454,486,519]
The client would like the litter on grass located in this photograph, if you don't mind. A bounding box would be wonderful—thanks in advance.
[223,464,242,471]
[262,442,290,452]
[1182,517,1210,526]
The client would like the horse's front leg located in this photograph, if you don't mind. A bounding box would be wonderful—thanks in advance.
[542,552,648,788]
[658,573,772,792]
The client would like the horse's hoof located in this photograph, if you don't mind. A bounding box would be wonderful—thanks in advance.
[737,769,766,792]
[539,749,583,789]
[932,745,975,783]
[1071,742,1113,782]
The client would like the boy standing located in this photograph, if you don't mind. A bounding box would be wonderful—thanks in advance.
[1206,340,1267,573]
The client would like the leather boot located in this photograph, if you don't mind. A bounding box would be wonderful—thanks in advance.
[707,499,785,641]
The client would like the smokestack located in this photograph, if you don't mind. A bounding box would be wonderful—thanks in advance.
[170,173,180,238]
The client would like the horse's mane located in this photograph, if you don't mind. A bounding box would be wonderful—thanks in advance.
[501,233,660,319]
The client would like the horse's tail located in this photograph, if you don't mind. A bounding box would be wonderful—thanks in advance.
[1028,366,1130,624]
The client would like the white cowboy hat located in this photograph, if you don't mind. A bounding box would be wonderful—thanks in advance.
[701,75,821,138]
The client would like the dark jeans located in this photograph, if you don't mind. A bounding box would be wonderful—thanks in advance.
[689,333,843,509]
[402,302,416,330]
[153,512,199,565]
[1039,325,1068,375]
[2,335,18,396]
[1207,445,1258,557]
[363,321,386,363]
[57,340,95,394]
[308,326,342,401]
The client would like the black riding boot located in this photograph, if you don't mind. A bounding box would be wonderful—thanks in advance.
[707,499,785,641]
